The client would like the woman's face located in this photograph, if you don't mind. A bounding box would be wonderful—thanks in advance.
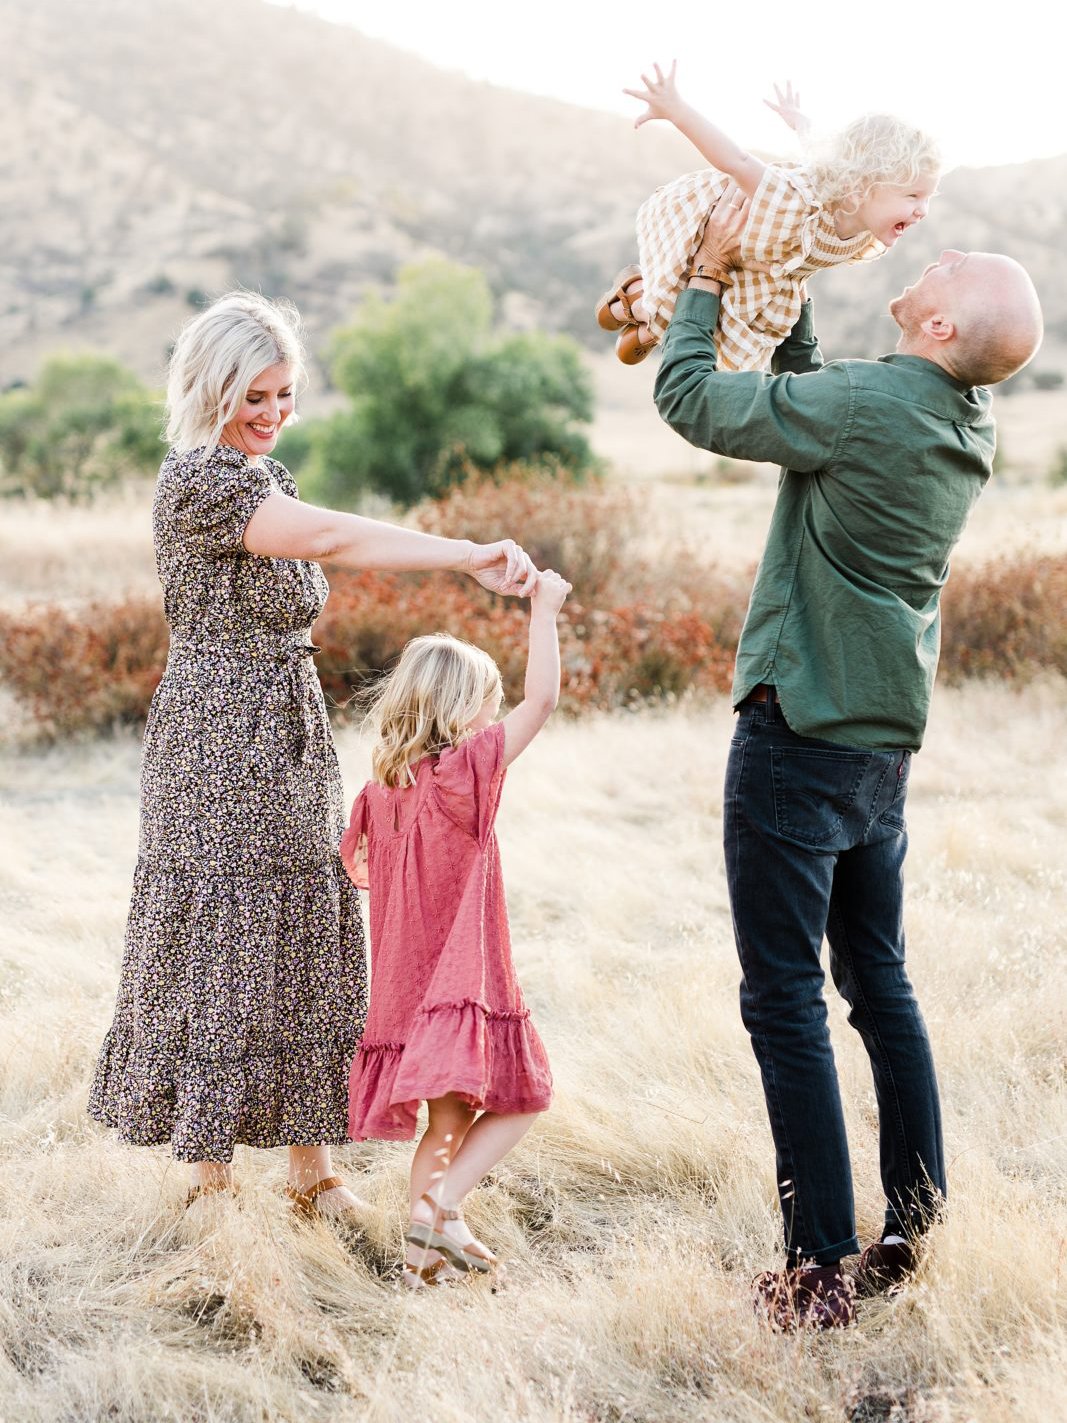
[220,361,295,457]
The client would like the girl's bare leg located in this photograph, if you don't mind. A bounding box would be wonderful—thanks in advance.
[405,1094,477,1276]
[409,1099,541,1264]
[410,1093,477,1212]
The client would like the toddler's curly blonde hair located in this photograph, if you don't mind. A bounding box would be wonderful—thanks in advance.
[367,634,503,789]
[807,113,941,213]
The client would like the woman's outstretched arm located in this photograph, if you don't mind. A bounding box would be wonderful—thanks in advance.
[243,491,539,596]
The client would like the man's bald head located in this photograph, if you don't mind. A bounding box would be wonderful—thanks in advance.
[890,251,1043,388]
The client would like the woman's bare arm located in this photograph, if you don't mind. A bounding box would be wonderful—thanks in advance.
[242,490,538,595]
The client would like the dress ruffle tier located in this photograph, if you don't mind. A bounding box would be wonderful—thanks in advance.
[348,997,553,1141]
[89,856,364,1162]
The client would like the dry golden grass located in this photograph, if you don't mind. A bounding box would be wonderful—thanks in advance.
[1,678,1065,1422]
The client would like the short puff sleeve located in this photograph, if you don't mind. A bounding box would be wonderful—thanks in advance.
[168,446,275,559]
[339,788,369,889]
[432,722,506,847]
[740,164,816,275]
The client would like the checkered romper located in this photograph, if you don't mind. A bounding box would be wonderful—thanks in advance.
[636,161,882,372]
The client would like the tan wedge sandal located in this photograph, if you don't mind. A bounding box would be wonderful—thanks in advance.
[404,1192,497,1275]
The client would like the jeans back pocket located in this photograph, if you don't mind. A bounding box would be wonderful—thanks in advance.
[771,746,872,847]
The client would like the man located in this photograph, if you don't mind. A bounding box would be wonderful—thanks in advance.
[652,192,1043,1329]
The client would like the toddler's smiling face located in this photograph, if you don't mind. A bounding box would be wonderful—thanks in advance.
[851,176,940,246]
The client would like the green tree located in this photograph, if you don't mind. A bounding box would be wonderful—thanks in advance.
[302,259,596,507]
[0,354,162,499]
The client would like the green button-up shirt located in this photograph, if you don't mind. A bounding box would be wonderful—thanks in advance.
[654,288,996,751]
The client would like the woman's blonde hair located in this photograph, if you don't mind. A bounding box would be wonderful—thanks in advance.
[164,290,306,454]
[807,113,941,212]
[368,634,503,788]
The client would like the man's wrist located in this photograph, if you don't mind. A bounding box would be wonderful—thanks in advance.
[686,262,730,296]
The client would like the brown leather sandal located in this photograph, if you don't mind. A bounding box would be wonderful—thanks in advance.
[404,1192,497,1275]
[285,1174,361,1221]
[615,323,657,365]
[595,264,642,331]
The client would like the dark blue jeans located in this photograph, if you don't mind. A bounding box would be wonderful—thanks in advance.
[724,693,946,1265]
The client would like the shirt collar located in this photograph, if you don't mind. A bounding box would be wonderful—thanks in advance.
[877,354,993,425]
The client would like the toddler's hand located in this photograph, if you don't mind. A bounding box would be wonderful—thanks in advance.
[763,81,810,136]
[623,60,683,128]
[531,568,571,615]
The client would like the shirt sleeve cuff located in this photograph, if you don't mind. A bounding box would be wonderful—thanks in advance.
[674,287,722,325]
[794,300,815,342]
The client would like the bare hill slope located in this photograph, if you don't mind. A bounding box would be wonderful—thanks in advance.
[6,0,1065,387]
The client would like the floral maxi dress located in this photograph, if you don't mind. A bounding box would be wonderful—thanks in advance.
[88,445,367,1163]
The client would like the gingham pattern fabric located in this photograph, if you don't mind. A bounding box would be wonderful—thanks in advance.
[636,161,882,372]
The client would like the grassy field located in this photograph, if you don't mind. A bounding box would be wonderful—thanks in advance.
[1,453,1065,1421]
[1,678,1065,1422]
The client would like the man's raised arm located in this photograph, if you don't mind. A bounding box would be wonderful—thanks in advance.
[772,295,823,375]
[653,287,847,469]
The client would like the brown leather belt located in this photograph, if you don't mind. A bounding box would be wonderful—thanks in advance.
[742,683,776,705]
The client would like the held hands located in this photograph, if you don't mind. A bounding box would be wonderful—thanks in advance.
[623,59,684,128]
[763,80,810,136]
[530,568,572,617]
[466,540,540,598]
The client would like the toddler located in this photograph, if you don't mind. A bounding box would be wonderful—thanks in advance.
[597,65,940,370]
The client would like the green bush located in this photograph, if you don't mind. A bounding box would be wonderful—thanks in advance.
[0,354,162,499]
[299,258,597,508]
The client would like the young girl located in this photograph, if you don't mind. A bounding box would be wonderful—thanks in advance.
[340,569,571,1289]
[596,64,941,369]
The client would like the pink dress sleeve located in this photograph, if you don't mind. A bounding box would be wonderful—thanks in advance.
[339,786,370,889]
[432,722,506,846]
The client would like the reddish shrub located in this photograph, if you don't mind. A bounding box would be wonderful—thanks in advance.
[0,596,168,737]
[5,497,1061,740]
[411,468,638,603]
[940,553,1067,684]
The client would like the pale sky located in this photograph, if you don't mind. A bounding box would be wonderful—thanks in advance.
[268,0,1064,169]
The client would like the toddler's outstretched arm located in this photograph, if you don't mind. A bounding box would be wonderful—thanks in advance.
[624,60,766,198]
[501,570,571,767]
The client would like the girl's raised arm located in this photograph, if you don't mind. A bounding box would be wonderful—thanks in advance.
[624,60,766,198]
[501,570,571,768]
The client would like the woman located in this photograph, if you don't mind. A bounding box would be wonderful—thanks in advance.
[88,291,538,1218]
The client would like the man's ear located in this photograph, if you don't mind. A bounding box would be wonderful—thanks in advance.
[920,314,955,345]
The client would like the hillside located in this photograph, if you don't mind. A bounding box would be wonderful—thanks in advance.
[6,0,1066,393]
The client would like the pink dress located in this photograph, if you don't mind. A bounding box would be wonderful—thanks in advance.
[340,722,553,1141]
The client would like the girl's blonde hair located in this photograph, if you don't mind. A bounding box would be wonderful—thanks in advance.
[368,634,503,789]
[164,290,306,455]
[807,113,941,212]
